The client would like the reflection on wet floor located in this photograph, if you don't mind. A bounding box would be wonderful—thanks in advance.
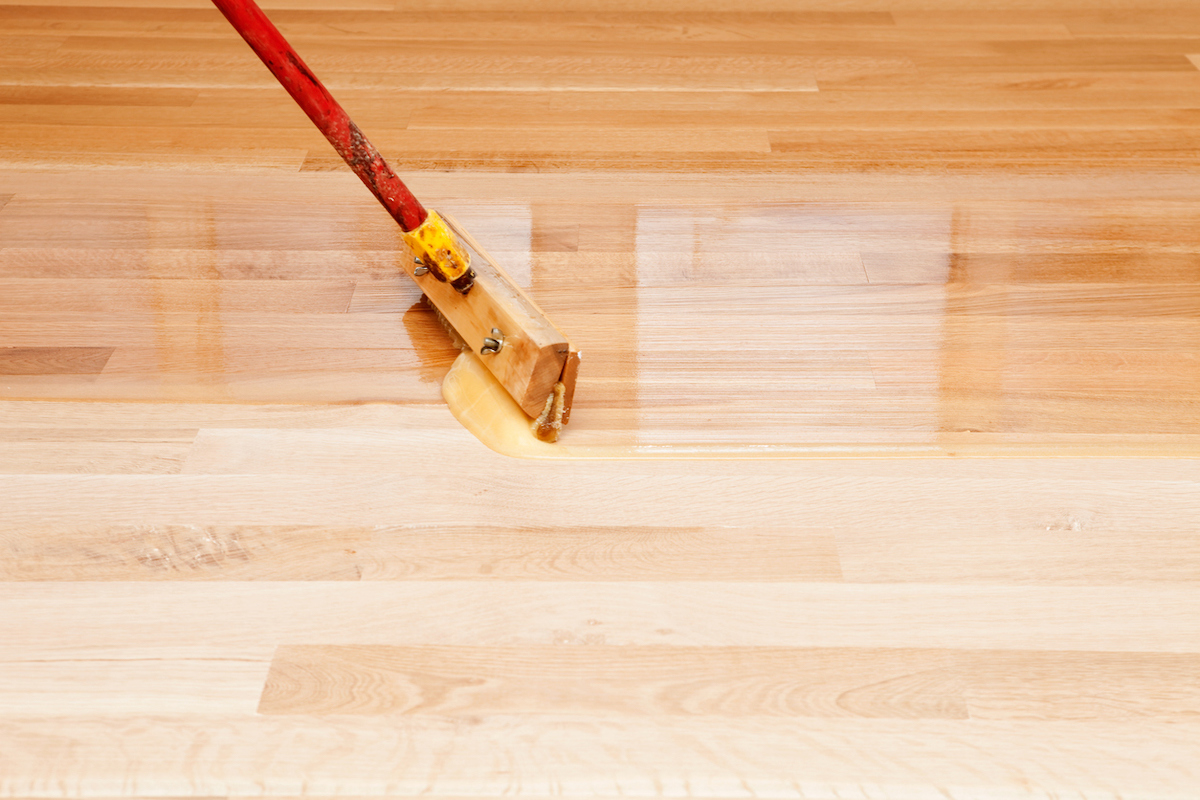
[1,170,1197,454]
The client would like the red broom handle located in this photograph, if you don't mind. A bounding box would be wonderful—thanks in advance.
[211,0,428,231]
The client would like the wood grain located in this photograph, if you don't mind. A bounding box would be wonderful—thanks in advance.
[0,656,267,715]
[0,523,838,581]
[3,0,1200,796]
[0,716,1197,798]
[3,581,1199,655]
[258,645,1200,720]
[259,645,972,718]
[0,346,115,374]
[2,5,1198,171]
[835,524,1200,584]
[358,525,843,581]
[0,524,365,580]
[0,441,190,473]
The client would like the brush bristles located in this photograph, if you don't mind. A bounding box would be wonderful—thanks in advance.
[421,293,466,350]
[532,382,567,443]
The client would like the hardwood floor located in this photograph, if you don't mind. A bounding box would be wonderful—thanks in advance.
[2,0,1200,797]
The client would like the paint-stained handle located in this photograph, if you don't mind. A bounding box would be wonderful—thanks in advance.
[211,0,428,231]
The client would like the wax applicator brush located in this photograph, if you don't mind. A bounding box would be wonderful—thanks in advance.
[211,0,579,442]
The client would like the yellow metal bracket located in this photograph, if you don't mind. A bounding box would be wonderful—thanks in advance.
[402,210,476,293]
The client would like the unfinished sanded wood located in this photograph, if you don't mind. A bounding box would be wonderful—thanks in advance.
[0,524,366,580]
[359,525,843,581]
[258,645,1200,720]
[0,523,839,581]
[835,525,1200,584]
[0,657,267,715]
[258,645,970,718]
[1,715,1198,798]
[4,581,1200,654]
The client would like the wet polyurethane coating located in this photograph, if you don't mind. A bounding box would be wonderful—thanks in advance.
[443,351,1200,460]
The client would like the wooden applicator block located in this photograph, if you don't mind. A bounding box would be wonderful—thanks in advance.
[403,211,579,422]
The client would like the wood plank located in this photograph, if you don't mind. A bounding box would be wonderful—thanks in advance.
[0,399,456,429]
[870,252,1200,284]
[410,106,1200,131]
[0,249,405,280]
[0,346,114,374]
[0,522,833,582]
[0,442,190,474]
[964,651,1200,720]
[0,715,1196,798]
[1069,17,1200,39]
[6,454,1200,528]
[365,526,841,581]
[0,427,195,474]
[259,18,1074,45]
[0,656,267,715]
[258,645,971,718]
[768,128,1200,165]
[0,279,355,314]
[0,198,400,252]
[0,524,366,580]
[0,86,199,106]
[0,146,309,171]
[0,312,446,350]
[258,645,1200,720]
[402,85,1200,112]
[273,14,967,46]
[836,525,1200,584]
[3,580,1200,654]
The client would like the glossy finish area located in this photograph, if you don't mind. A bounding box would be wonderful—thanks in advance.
[3,1,1200,797]
[4,168,1199,454]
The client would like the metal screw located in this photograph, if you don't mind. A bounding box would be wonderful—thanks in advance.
[480,328,505,355]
